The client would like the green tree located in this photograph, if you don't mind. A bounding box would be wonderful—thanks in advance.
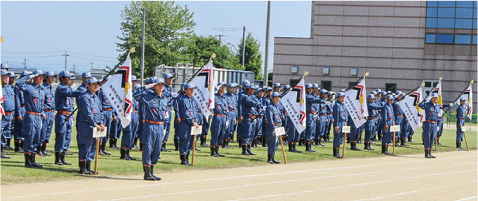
[237,33,263,80]
[183,34,242,70]
[117,1,195,77]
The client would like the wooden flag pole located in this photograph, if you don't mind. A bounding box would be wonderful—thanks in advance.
[279,136,287,164]
[191,135,197,166]
[342,132,347,159]
[434,132,438,151]
[463,131,469,151]
[94,138,100,175]
[393,132,396,155]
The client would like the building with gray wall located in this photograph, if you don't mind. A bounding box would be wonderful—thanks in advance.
[273,1,476,111]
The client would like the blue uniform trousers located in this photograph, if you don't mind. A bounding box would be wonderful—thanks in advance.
[315,116,327,140]
[255,117,263,139]
[122,113,139,149]
[287,119,300,143]
[394,116,403,139]
[267,134,279,155]
[381,125,392,146]
[141,122,163,165]
[349,124,358,142]
[422,121,437,149]
[13,119,23,141]
[100,110,112,144]
[437,120,444,138]
[1,114,14,147]
[400,120,410,139]
[163,109,172,142]
[456,122,465,142]
[364,119,376,142]
[210,115,227,146]
[54,114,74,152]
[225,112,236,140]
[305,114,317,142]
[179,134,194,156]
[325,115,333,136]
[77,123,96,161]
[110,118,122,140]
[241,116,256,144]
[41,111,54,143]
[22,114,42,153]
[375,118,383,138]
[333,123,346,148]
[201,115,210,137]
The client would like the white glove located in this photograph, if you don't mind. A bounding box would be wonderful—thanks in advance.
[28,74,37,79]
[145,83,156,89]
[172,92,179,98]
[450,103,454,107]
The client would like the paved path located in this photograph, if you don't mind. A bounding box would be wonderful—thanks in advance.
[2,150,476,201]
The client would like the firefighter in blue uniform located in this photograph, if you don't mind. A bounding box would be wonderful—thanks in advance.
[13,70,31,153]
[323,91,335,143]
[176,83,199,165]
[253,86,265,148]
[39,71,56,156]
[77,77,105,174]
[162,73,174,152]
[210,82,228,157]
[332,92,348,158]
[265,92,282,164]
[236,80,250,146]
[392,92,404,147]
[5,72,17,151]
[418,93,443,158]
[262,87,272,147]
[120,75,139,160]
[364,94,382,150]
[97,80,114,155]
[304,83,322,152]
[223,83,237,149]
[138,77,155,152]
[54,71,83,165]
[173,82,186,151]
[375,91,387,141]
[381,95,395,155]
[315,89,328,146]
[133,78,167,180]
[1,70,14,158]
[16,70,46,168]
[240,84,262,155]
[456,98,467,149]
[229,83,239,144]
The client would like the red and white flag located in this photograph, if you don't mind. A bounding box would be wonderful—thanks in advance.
[191,61,215,121]
[280,76,306,133]
[456,84,473,120]
[344,78,368,127]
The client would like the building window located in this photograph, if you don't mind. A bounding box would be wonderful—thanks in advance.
[426,34,436,43]
[321,81,331,91]
[385,83,397,93]
[351,68,358,76]
[437,34,454,43]
[291,66,298,74]
[426,1,477,30]
[473,35,477,44]
[455,35,472,44]
[323,67,330,75]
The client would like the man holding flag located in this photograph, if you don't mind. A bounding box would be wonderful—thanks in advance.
[456,98,468,149]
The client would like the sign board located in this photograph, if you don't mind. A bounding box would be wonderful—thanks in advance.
[390,125,401,132]
[93,127,107,138]
[462,126,466,131]
[191,125,203,135]
[342,126,351,133]
[274,127,286,136]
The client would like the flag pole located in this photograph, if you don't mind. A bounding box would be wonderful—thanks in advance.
[444,80,473,114]
[318,72,369,113]
[281,71,308,98]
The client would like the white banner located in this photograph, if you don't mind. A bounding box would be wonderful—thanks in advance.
[399,87,424,131]
[191,61,215,120]
[344,79,368,127]
[280,77,306,133]
[101,57,133,128]
[456,84,473,120]
[431,80,443,105]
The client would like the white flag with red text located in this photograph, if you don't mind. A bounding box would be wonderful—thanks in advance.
[191,61,215,121]
[344,79,368,127]
[280,76,306,133]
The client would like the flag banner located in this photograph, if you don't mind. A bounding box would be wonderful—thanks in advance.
[400,86,423,131]
[456,84,473,120]
[191,61,214,120]
[431,81,443,105]
[344,79,368,127]
[280,77,306,133]
[0,78,4,119]
[102,57,133,128]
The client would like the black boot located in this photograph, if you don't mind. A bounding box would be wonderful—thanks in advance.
[351,142,361,151]
[210,146,217,157]
[437,137,442,145]
[114,139,120,149]
[429,149,436,158]
[226,140,232,149]
[143,166,155,181]
[335,147,342,158]
[55,152,63,165]
[307,143,316,152]
[358,136,362,144]
[24,153,33,167]
[31,153,43,168]
[312,139,318,146]
[98,143,105,155]
[174,140,178,151]
[395,139,401,147]
[347,137,350,143]
[133,137,139,148]
[267,154,273,164]
[200,136,208,147]
[318,139,324,146]
[61,151,71,165]
[327,135,331,142]
[230,134,236,143]
[457,141,464,149]
[408,136,413,142]
[102,143,111,155]
[247,144,256,155]
[242,145,250,156]
[79,161,91,174]
[36,145,43,156]
[238,139,242,148]
[293,143,301,153]
[288,143,293,152]
[86,161,95,174]
[401,138,409,147]
[6,139,13,150]
[150,165,161,181]
[215,146,225,157]
[109,138,114,149]
[377,134,382,141]
[126,149,136,160]
[298,138,304,146]
[382,145,391,155]
[222,140,227,148]
[271,154,280,164]
[365,142,374,150]
[163,142,171,152]
[262,137,267,147]
[42,143,50,156]
[14,141,23,153]
[180,155,189,165]
[120,149,129,160]
[185,155,191,165]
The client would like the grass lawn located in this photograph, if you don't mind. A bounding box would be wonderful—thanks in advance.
[1,126,476,185]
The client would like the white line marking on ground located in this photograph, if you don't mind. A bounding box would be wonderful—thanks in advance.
[456,196,478,201]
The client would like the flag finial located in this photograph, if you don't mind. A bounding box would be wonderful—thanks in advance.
[421,82,425,86]
[439,77,442,81]
[130,47,136,53]
[304,71,309,76]
[211,53,216,59]
[471,80,474,84]
[365,72,369,77]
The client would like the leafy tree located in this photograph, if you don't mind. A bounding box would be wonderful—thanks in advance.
[117,1,195,77]
[237,33,263,80]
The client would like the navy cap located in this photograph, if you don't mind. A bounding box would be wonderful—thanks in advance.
[266,87,273,91]
[312,83,319,88]
[131,75,137,81]
[337,92,345,97]
[258,86,265,91]
[339,89,346,93]
[227,83,235,88]
[376,89,382,93]
[242,80,250,86]
[271,92,281,97]
[460,97,466,102]
[164,73,174,79]
[45,71,56,77]
[367,94,375,99]
[1,70,9,76]
[320,89,328,94]
[431,93,439,98]
[82,72,92,78]
[152,78,165,84]
[381,91,387,96]
[184,83,197,89]
[371,91,377,95]
[59,71,73,77]
[8,72,17,78]
[217,81,227,87]
[328,91,335,95]
[1,63,8,69]
[181,83,187,89]
[386,95,394,100]
[305,83,313,89]
[145,77,153,84]
[246,84,258,90]
[32,70,45,76]
[387,91,392,95]
[273,83,281,88]
[86,77,101,84]
[135,83,142,89]
[396,91,402,95]
[283,85,291,90]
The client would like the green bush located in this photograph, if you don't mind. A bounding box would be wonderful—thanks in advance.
[443,112,477,123]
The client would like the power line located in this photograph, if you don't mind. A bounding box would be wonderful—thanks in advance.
[211,27,242,31]
[1,51,64,54]
[1,55,62,58]
[68,51,118,60]
[72,55,117,63]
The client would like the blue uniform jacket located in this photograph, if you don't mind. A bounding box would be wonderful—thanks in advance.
[381,103,395,126]
[14,84,25,118]
[241,93,262,116]
[2,84,15,112]
[333,101,348,130]
[42,83,55,111]
[456,105,467,125]
[133,87,168,123]
[16,76,45,114]
[418,101,440,122]
[265,102,282,135]
[77,90,104,127]
[55,83,82,112]
[213,92,229,116]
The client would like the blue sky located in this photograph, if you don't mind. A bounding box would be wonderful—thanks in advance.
[1,1,311,76]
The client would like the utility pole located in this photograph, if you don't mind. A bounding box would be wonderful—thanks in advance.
[141,8,146,85]
[242,26,246,68]
[73,64,76,72]
[23,57,27,70]
[264,1,271,86]
[62,51,69,70]
[216,34,225,42]
[90,62,94,69]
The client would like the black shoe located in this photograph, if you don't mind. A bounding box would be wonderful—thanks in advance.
[334,147,342,158]
[150,165,161,181]
[312,139,318,146]
[79,161,91,175]
[401,138,409,147]
[210,146,217,157]
[242,145,250,156]
[31,153,43,168]
[41,144,51,156]
[365,142,374,150]
[357,137,362,144]
[109,139,114,149]
[318,139,324,146]
[126,149,136,160]
[230,135,236,143]
[6,139,13,150]
[86,161,95,174]
[36,145,43,156]
[163,142,171,152]
[215,146,225,157]
[14,141,23,153]
[61,152,72,165]
[267,154,273,164]
[351,142,361,151]
[429,149,436,158]
[143,166,156,181]
[185,155,191,165]
[271,154,280,164]
[408,136,413,142]
[247,145,256,155]
[425,149,432,158]
[102,143,111,155]
[457,141,464,149]
[24,153,33,167]
[55,152,63,165]
[174,140,178,151]
[382,145,391,155]
[120,149,130,160]
[288,143,293,152]
[307,143,316,152]
[200,136,209,147]
[292,143,301,153]
[180,155,189,165]
[1,153,10,159]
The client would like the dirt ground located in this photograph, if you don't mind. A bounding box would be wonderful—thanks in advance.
[1,150,476,201]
